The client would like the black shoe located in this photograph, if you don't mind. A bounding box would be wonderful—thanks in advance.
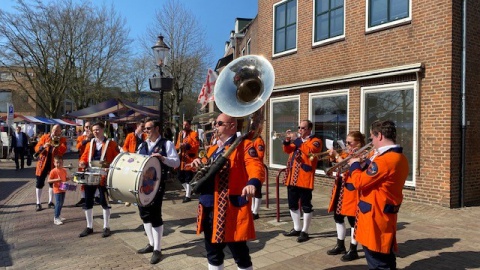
[75,198,86,207]
[253,213,260,220]
[283,228,301,237]
[35,204,42,211]
[79,227,93,238]
[137,244,154,254]
[48,202,55,209]
[297,232,310,243]
[182,197,191,203]
[102,228,111,238]
[327,239,346,255]
[150,250,162,264]
[341,244,359,261]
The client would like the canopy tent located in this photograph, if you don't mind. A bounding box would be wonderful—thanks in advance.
[66,98,159,120]
[0,114,79,126]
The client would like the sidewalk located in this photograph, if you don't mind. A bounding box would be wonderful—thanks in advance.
[1,154,480,269]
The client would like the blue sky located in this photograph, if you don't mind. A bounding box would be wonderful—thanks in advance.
[2,0,258,67]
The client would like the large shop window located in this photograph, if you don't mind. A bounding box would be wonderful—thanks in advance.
[269,96,299,168]
[367,0,410,30]
[362,82,416,186]
[310,91,348,173]
[274,0,297,56]
[314,0,344,44]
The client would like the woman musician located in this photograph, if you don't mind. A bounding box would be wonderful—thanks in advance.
[175,120,200,203]
[326,131,366,262]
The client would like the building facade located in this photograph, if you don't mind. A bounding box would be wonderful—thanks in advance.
[224,0,480,208]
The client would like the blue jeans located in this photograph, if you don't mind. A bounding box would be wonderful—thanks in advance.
[54,192,65,219]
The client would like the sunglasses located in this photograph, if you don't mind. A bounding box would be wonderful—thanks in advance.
[346,141,354,145]
[298,126,307,130]
[144,126,153,130]
[214,121,231,126]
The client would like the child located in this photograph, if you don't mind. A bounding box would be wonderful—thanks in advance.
[48,155,70,225]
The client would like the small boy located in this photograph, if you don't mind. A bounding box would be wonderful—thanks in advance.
[48,155,70,225]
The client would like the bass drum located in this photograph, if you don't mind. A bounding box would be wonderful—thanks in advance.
[107,152,162,207]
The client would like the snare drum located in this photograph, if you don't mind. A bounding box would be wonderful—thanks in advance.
[107,152,162,207]
[73,167,105,185]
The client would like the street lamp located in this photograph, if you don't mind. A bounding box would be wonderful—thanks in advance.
[149,35,173,127]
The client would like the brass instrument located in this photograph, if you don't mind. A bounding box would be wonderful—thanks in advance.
[271,131,299,140]
[325,142,374,176]
[189,55,274,193]
[33,135,61,159]
[308,149,344,161]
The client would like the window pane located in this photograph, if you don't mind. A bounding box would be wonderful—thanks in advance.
[370,0,388,27]
[311,95,348,171]
[271,100,299,166]
[286,26,296,50]
[364,89,414,182]
[316,13,330,41]
[275,28,286,53]
[276,4,286,27]
[332,0,343,9]
[330,8,344,37]
[390,0,409,20]
[317,0,329,13]
[286,0,297,25]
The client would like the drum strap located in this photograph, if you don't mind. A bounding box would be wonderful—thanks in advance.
[88,138,110,166]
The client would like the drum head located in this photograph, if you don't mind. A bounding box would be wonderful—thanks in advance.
[138,157,162,206]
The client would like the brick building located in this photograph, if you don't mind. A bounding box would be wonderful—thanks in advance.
[217,0,480,208]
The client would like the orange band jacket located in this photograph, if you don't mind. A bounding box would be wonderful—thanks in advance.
[349,147,409,254]
[175,130,200,170]
[35,134,68,176]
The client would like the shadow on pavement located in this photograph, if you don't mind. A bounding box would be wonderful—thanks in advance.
[398,238,460,258]
[0,181,29,201]
[403,251,480,270]
[0,230,13,267]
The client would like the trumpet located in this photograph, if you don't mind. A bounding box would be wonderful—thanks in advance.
[308,149,344,161]
[271,131,298,140]
[325,142,374,176]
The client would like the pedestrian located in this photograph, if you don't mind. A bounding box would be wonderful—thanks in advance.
[47,155,70,225]
[326,131,366,261]
[135,119,179,264]
[78,122,120,238]
[175,120,200,203]
[11,125,28,171]
[347,120,409,269]
[190,113,265,270]
[282,119,322,243]
[33,125,68,211]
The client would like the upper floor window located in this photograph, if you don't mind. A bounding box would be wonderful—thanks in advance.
[0,72,13,81]
[274,0,297,56]
[246,39,251,55]
[314,0,345,44]
[367,0,410,30]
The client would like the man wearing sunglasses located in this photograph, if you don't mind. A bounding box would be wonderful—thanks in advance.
[282,119,322,243]
[190,113,265,270]
[347,120,408,270]
[135,119,179,264]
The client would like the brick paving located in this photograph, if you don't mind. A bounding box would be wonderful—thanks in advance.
[1,153,480,269]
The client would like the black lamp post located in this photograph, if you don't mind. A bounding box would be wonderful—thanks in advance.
[149,35,173,127]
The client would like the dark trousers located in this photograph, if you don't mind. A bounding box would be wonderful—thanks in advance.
[201,206,252,268]
[333,213,356,227]
[287,186,313,213]
[14,147,25,169]
[138,188,165,227]
[178,170,194,184]
[364,246,397,270]
[36,170,53,189]
[83,185,109,210]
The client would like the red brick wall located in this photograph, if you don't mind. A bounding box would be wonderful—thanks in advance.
[252,0,480,207]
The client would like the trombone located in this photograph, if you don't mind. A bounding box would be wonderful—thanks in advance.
[308,149,344,161]
[325,142,374,176]
[33,136,61,160]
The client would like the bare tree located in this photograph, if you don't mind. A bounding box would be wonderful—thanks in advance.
[143,0,212,129]
[0,0,131,116]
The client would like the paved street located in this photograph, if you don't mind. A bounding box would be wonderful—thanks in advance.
[1,153,480,269]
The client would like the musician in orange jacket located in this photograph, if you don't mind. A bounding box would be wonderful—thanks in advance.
[74,121,92,207]
[122,121,146,153]
[175,120,200,203]
[78,122,120,238]
[282,120,322,243]
[326,131,366,261]
[249,134,265,220]
[348,120,409,270]
[190,113,265,270]
[34,124,68,212]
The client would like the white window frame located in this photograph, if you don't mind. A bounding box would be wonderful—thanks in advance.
[272,0,298,57]
[269,95,300,169]
[365,0,412,33]
[309,89,350,175]
[246,38,251,55]
[312,0,346,47]
[360,81,418,187]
